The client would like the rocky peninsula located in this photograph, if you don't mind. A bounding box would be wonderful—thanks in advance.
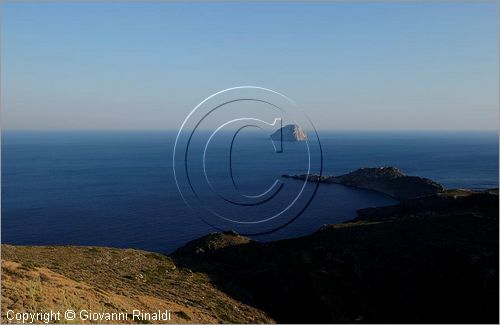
[283,166,444,200]
[2,168,498,323]
[172,187,498,323]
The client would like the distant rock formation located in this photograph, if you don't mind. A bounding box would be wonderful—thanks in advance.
[270,124,307,142]
[282,167,444,201]
[3,170,498,324]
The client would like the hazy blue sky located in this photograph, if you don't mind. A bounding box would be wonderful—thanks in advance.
[2,2,498,130]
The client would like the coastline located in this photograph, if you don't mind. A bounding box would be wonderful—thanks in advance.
[2,168,499,323]
[282,167,445,201]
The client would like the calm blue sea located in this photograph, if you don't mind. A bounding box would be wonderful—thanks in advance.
[2,131,498,253]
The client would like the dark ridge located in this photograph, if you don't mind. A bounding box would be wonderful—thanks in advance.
[173,189,499,323]
[283,166,444,200]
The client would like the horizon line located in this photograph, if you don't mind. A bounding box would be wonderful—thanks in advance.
[2,128,499,133]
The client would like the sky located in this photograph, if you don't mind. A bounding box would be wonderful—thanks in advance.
[1,2,498,131]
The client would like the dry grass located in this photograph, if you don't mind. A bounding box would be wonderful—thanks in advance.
[1,245,274,324]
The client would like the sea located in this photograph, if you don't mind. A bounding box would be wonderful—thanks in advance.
[1,130,498,253]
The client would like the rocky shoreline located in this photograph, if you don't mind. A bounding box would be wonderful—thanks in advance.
[172,187,499,323]
[2,168,498,323]
[283,166,444,200]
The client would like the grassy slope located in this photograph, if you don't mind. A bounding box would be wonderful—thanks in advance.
[1,245,274,324]
[2,191,498,323]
